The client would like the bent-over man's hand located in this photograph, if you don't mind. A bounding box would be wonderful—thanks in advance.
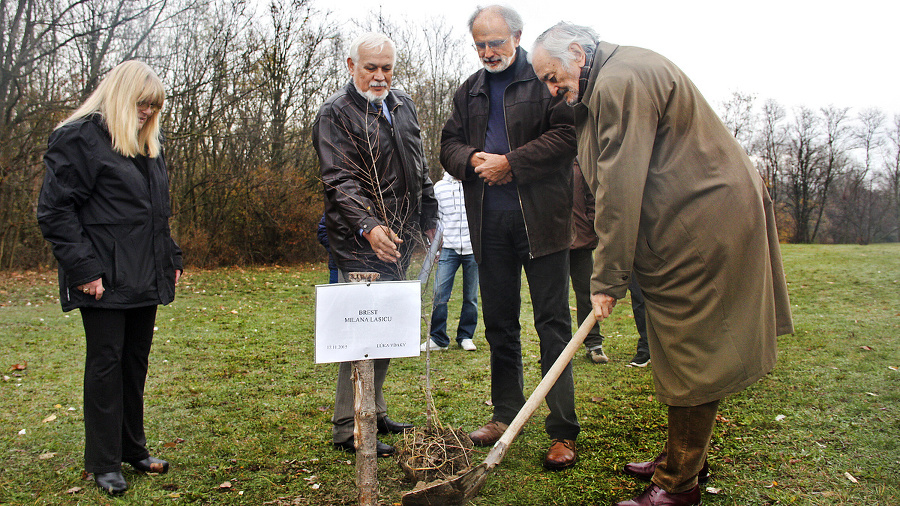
[473,152,512,186]
[591,292,617,321]
[363,225,403,263]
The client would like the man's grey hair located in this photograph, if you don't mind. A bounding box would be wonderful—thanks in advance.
[467,4,524,35]
[532,22,599,67]
[349,32,396,64]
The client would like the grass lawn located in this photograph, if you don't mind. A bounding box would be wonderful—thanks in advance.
[1,244,898,505]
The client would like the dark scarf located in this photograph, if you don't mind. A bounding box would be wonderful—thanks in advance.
[577,42,599,103]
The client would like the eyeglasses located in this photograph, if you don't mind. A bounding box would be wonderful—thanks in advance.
[137,101,161,113]
[473,36,510,51]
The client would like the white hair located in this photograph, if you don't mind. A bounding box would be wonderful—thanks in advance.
[532,22,599,69]
[468,4,524,35]
[348,32,396,64]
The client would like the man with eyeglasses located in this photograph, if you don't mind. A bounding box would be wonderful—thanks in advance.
[440,4,578,470]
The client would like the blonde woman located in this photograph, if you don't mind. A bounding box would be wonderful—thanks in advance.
[37,60,183,495]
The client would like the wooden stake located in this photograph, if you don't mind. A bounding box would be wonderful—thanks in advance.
[348,271,381,506]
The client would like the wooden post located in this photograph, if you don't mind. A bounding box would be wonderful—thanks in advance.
[348,272,380,506]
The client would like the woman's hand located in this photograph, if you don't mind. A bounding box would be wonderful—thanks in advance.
[78,278,105,300]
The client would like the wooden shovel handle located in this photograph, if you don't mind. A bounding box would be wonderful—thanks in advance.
[483,312,598,466]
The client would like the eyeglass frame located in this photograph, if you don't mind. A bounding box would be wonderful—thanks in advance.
[137,100,161,113]
[472,36,511,52]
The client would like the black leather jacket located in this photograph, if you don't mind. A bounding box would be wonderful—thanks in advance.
[313,82,438,269]
[37,114,183,311]
[440,47,576,262]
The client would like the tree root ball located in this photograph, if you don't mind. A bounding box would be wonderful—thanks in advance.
[396,426,475,483]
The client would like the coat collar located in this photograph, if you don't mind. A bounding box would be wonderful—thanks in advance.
[579,41,619,106]
[468,46,534,97]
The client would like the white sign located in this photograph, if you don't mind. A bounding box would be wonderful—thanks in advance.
[314,280,421,363]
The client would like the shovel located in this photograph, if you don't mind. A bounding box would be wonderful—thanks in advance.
[401,312,598,506]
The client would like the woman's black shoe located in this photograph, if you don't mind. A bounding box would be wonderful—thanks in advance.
[126,456,170,474]
[94,471,128,495]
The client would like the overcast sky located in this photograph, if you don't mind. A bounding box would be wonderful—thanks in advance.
[322,0,900,115]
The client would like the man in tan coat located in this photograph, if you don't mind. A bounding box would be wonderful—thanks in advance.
[531,23,794,506]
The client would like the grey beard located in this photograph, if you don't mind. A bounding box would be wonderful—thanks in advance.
[482,55,511,73]
[355,83,388,104]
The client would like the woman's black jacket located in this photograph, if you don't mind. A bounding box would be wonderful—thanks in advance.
[37,114,183,312]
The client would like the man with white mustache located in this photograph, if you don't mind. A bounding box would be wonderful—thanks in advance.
[440,5,579,471]
[313,32,438,458]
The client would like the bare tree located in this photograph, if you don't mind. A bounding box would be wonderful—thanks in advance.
[0,0,179,267]
[719,90,756,152]
[883,114,900,240]
[812,105,852,241]
[755,99,787,203]
[66,0,170,98]
[783,107,825,243]
[843,107,886,244]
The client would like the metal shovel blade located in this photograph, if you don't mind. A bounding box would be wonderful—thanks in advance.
[400,313,598,505]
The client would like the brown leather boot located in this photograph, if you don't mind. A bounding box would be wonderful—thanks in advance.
[543,439,577,470]
[468,420,508,446]
[615,483,701,506]
[624,452,709,483]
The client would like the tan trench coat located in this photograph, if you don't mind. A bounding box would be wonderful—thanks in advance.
[574,42,794,406]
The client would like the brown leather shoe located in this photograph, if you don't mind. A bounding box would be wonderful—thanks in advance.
[615,483,701,506]
[624,452,709,484]
[543,439,577,470]
[468,420,508,446]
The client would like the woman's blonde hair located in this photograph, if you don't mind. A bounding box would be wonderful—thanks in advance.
[58,60,165,158]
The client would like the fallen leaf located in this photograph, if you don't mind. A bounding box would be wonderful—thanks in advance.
[219,481,232,490]
[163,442,177,448]
[9,362,27,371]
[705,487,722,494]
[844,472,858,483]
[775,414,786,421]
[39,452,56,460]
[18,429,26,435]
[311,483,321,489]
[484,400,493,406]
[66,486,83,494]
[42,414,57,423]
[317,406,328,412]
[764,480,778,488]
[889,366,898,371]
[865,392,878,396]
[590,397,605,403]
[53,404,62,408]
[168,492,181,498]
[860,346,872,351]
